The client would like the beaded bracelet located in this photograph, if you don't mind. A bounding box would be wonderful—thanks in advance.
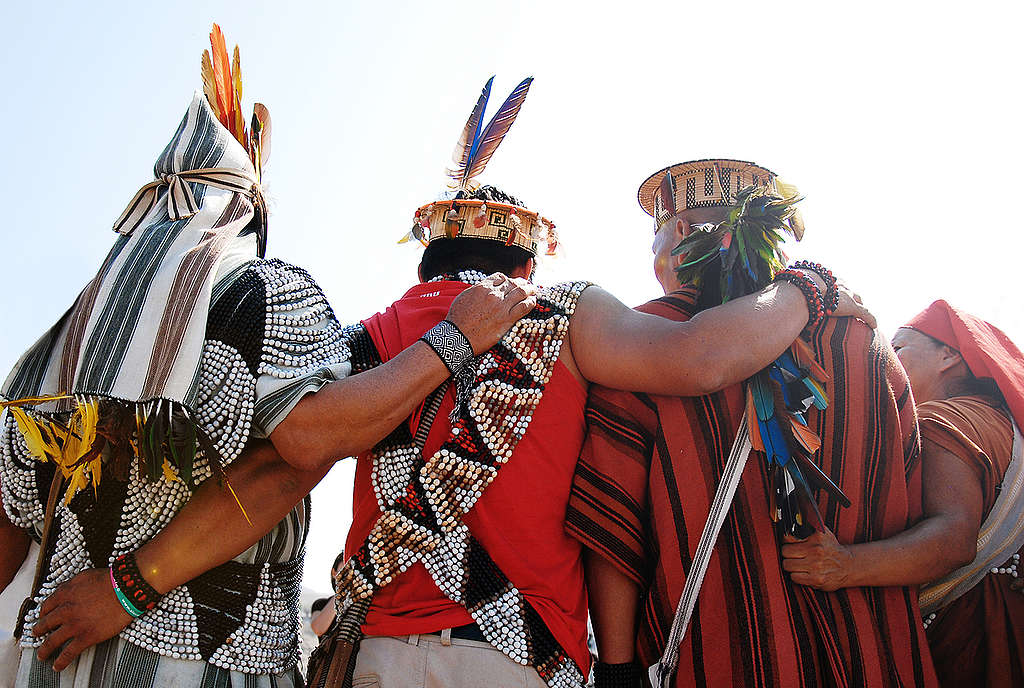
[774,268,825,337]
[109,567,145,618]
[111,551,162,614]
[791,260,839,315]
[420,320,475,376]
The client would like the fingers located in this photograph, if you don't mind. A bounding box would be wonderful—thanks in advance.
[33,599,66,637]
[508,294,538,320]
[854,304,877,329]
[51,639,88,672]
[36,620,75,662]
[484,272,508,287]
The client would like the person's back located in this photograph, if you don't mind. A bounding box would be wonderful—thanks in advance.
[570,289,933,687]
[568,159,937,687]
[344,274,593,683]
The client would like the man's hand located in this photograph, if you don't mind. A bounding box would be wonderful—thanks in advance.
[446,273,537,354]
[33,568,131,671]
[833,282,876,328]
[780,527,855,592]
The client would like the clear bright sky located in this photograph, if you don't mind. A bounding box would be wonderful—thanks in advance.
[2,0,1022,593]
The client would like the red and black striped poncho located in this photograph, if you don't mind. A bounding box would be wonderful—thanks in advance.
[566,288,938,688]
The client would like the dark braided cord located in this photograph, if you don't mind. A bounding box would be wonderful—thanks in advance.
[111,551,162,612]
[791,260,839,315]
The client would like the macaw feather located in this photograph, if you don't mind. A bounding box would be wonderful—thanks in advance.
[462,77,533,186]
[250,103,272,174]
[201,51,220,120]
[789,416,821,453]
[791,337,829,381]
[448,76,493,187]
[792,450,852,508]
[203,24,249,152]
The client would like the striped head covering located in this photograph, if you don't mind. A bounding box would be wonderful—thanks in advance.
[2,93,262,412]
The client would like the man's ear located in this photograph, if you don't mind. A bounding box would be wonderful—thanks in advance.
[938,345,964,374]
[509,258,534,281]
[675,218,687,240]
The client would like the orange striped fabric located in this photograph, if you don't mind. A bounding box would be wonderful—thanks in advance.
[567,289,938,687]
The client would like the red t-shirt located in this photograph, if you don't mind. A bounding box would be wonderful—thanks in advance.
[345,280,591,674]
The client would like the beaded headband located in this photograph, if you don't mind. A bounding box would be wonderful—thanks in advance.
[638,158,779,231]
[399,77,559,256]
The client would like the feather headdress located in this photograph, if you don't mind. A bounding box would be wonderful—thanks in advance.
[201,24,272,186]
[399,77,559,256]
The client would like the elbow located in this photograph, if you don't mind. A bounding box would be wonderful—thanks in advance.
[692,363,730,397]
[269,425,339,473]
[937,521,978,575]
[948,534,977,572]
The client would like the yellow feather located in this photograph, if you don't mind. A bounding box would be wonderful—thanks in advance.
[64,465,88,505]
[8,407,51,461]
[0,393,72,408]
[201,50,221,121]
[161,458,180,483]
[90,456,102,497]
[224,479,252,526]
[231,46,243,112]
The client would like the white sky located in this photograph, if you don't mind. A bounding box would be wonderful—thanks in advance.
[2,0,1022,593]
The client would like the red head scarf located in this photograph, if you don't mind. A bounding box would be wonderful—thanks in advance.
[905,299,1024,431]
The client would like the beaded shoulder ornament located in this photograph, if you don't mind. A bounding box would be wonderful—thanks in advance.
[333,273,591,688]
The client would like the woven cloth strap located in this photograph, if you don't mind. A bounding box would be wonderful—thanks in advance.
[919,420,1024,616]
[649,411,752,688]
[113,167,258,235]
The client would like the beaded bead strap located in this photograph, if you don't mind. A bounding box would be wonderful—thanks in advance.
[420,319,475,376]
[774,268,825,338]
[792,260,839,315]
[111,551,162,614]
[109,567,145,618]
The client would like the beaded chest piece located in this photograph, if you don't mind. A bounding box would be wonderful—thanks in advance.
[334,275,591,688]
[1,259,350,674]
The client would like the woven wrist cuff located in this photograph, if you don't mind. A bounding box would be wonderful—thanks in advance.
[420,320,474,375]
[593,661,644,688]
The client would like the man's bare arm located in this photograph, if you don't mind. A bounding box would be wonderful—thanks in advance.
[570,279,871,397]
[270,274,536,470]
[585,550,641,664]
[781,443,981,590]
[31,274,537,669]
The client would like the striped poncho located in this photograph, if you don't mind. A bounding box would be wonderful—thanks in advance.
[566,288,938,687]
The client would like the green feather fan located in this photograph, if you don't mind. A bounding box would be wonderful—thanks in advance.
[671,184,804,303]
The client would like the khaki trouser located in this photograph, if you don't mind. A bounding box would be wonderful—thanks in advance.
[352,632,549,688]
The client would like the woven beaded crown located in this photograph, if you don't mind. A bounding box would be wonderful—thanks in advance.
[639,158,778,231]
[399,77,559,256]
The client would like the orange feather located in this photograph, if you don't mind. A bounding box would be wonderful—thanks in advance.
[208,24,235,134]
[788,418,822,453]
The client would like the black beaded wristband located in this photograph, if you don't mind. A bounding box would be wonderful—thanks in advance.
[791,260,839,315]
[593,661,644,688]
[420,319,475,375]
[111,551,162,613]
[774,268,825,337]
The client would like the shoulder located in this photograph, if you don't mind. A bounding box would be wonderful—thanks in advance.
[919,396,1010,433]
